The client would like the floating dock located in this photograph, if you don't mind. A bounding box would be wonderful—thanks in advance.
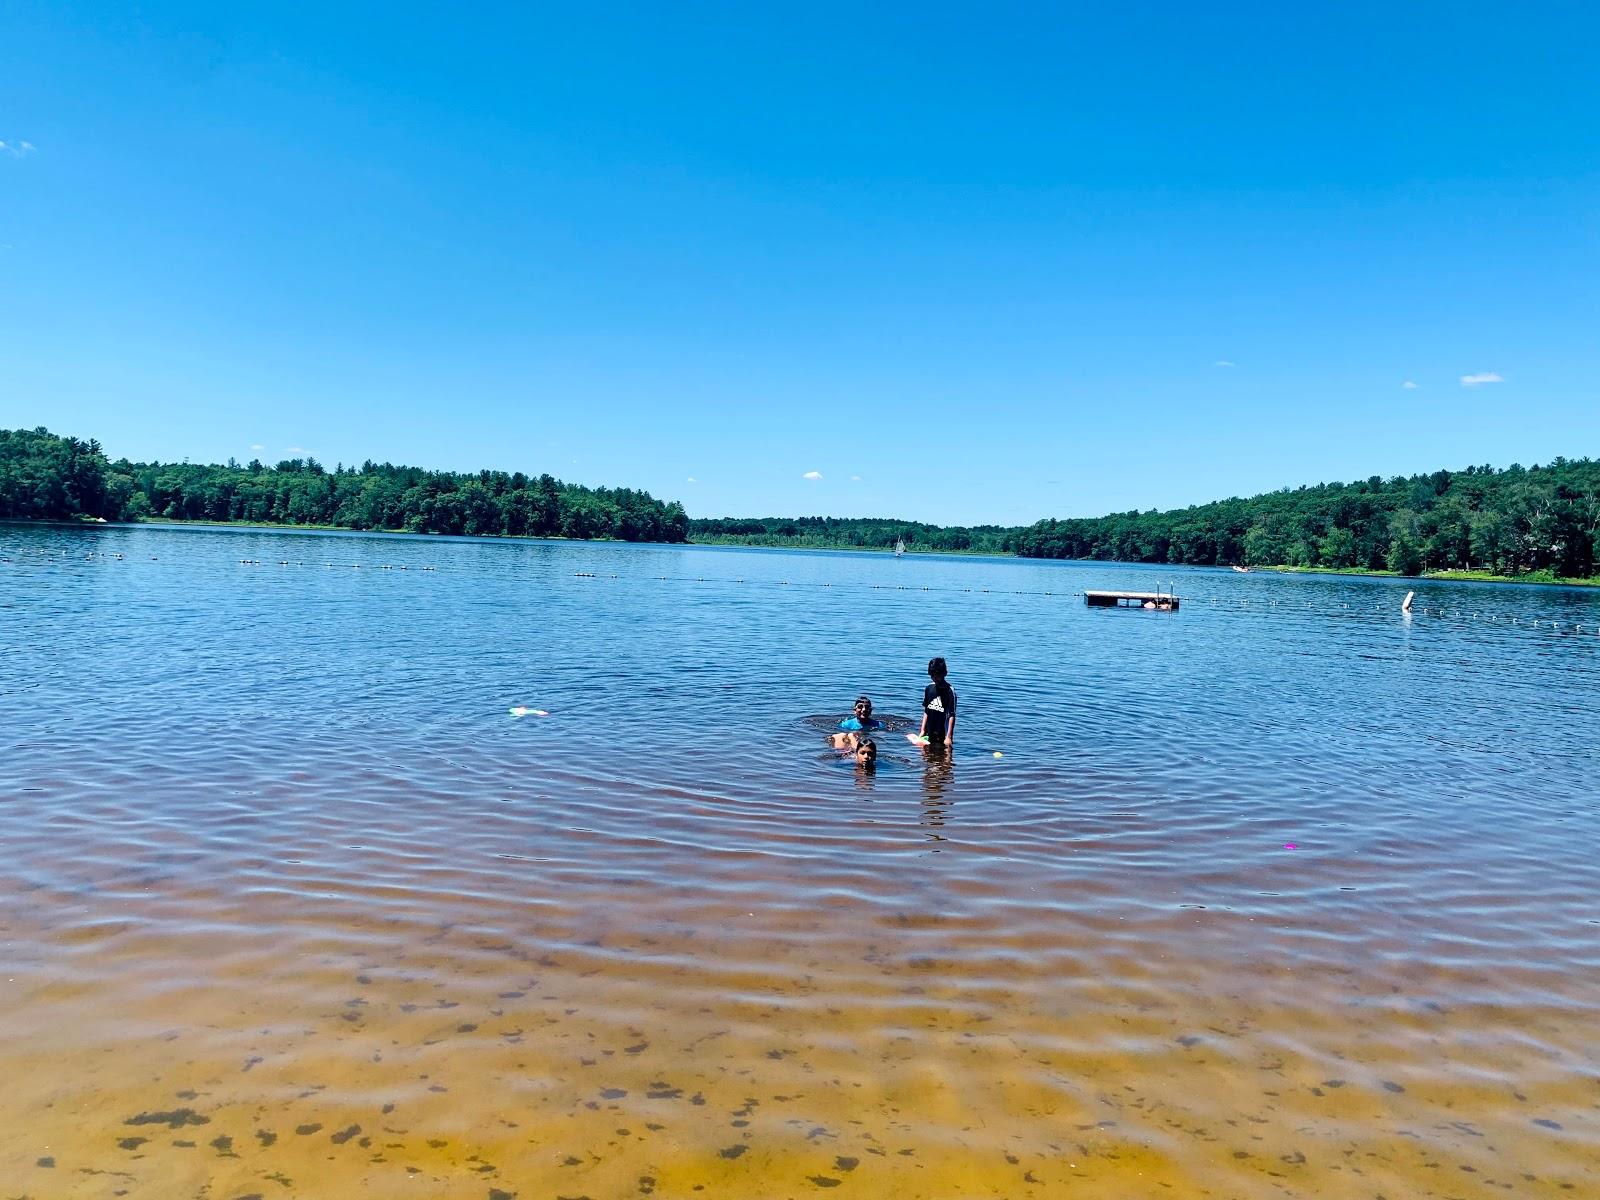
[1085,590,1179,610]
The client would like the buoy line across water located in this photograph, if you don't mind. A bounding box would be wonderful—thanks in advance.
[3,548,1593,634]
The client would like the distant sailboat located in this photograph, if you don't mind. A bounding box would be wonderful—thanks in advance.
[894,539,906,557]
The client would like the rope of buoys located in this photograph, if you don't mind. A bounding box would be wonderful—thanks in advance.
[565,572,1598,632]
[10,546,1597,633]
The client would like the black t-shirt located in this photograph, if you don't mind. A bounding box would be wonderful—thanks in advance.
[922,680,956,740]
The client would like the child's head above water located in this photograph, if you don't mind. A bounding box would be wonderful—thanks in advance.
[854,738,878,768]
[853,695,873,719]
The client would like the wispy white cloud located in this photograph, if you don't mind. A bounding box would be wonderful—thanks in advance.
[1460,371,1504,387]
[802,470,822,480]
[685,476,698,484]
[0,140,35,157]
[284,446,309,455]
[1401,381,1419,390]
[1214,360,1235,368]
[849,474,862,482]
[250,443,266,450]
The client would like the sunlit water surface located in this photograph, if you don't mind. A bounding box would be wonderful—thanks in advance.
[3,523,1598,1199]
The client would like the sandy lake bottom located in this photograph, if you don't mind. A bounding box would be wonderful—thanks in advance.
[4,524,1597,1197]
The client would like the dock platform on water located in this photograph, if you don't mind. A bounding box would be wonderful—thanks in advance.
[1085,590,1180,610]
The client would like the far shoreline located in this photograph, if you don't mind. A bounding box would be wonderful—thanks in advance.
[6,515,1007,557]
[1254,563,1600,588]
[7,517,1598,585]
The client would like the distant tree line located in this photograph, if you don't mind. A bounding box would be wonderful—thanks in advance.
[9,426,1596,578]
[688,515,1018,554]
[0,426,689,542]
[1014,461,1600,578]
[693,461,1600,579]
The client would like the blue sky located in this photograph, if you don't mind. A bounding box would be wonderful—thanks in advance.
[1,2,1596,525]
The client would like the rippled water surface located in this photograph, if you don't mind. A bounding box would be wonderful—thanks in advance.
[3,522,1598,1199]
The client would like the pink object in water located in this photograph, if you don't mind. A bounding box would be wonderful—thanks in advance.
[1284,842,1298,850]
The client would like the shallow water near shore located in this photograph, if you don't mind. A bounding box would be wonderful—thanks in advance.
[3,523,1598,1198]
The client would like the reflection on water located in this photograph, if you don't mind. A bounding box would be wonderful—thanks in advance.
[920,753,955,843]
[2,522,1598,1198]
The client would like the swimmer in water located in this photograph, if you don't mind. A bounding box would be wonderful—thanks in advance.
[832,695,882,747]
[838,695,881,731]
[852,737,878,771]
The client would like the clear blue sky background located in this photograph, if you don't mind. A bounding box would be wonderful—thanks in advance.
[1,2,1595,525]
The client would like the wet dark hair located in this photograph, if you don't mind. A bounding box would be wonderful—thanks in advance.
[856,738,878,757]
[927,657,948,681]
[854,695,873,713]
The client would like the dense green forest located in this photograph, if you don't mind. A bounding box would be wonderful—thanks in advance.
[1012,460,1600,578]
[695,461,1600,579]
[0,427,688,541]
[7,426,1597,579]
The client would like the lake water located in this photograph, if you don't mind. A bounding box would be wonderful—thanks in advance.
[3,522,1598,1199]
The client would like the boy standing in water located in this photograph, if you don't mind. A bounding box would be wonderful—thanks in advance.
[917,657,956,752]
